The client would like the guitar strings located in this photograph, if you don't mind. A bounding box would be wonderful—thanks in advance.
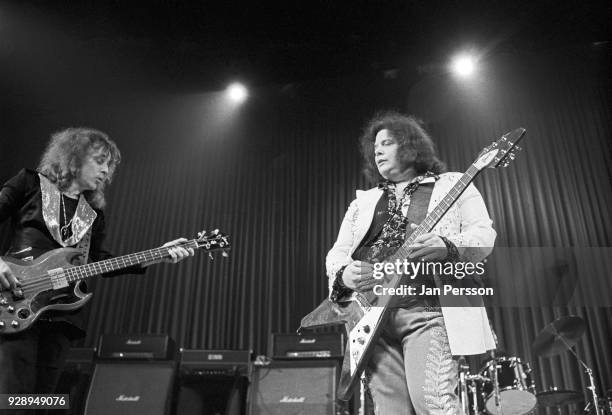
[17,247,171,291]
[15,240,205,292]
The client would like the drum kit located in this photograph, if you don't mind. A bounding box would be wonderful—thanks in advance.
[458,316,608,415]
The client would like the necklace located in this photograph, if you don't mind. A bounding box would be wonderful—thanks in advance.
[60,194,74,241]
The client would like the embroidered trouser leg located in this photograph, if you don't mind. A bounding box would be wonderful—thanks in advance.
[366,306,462,415]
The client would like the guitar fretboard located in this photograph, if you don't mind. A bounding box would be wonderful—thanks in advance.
[389,165,480,262]
[62,240,199,282]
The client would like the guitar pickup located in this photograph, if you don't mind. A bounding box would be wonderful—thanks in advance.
[48,268,69,289]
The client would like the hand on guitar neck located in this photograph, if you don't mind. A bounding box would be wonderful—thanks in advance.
[407,223,449,262]
[147,237,195,266]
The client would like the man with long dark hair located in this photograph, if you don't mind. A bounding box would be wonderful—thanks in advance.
[327,112,496,414]
[0,127,193,396]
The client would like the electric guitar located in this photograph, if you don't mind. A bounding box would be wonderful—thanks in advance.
[0,229,230,334]
[300,128,526,401]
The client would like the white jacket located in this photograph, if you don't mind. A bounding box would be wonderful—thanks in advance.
[326,172,497,355]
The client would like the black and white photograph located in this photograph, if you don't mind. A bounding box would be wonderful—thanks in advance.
[0,0,610,414]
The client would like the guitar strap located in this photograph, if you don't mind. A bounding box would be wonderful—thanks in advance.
[75,228,92,265]
[404,182,435,238]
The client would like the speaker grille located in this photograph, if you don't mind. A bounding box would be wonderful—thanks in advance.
[251,361,336,415]
[84,362,175,415]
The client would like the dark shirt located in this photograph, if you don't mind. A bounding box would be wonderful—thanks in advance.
[351,191,393,262]
[1,169,113,262]
[0,169,143,337]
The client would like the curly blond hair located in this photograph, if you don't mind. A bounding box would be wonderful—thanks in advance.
[37,127,121,209]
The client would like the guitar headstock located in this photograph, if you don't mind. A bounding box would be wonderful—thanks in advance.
[195,229,230,257]
[473,128,526,170]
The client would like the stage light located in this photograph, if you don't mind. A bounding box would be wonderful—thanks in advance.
[226,82,248,103]
[451,54,477,77]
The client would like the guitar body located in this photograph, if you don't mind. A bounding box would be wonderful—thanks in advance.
[301,294,391,401]
[0,247,92,334]
[300,299,364,399]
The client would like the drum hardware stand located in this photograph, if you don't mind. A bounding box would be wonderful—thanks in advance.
[489,350,503,415]
[468,381,479,415]
[492,369,502,415]
[488,327,504,415]
[553,326,603,415]
[458,359,470,415]
[458,357,481,415]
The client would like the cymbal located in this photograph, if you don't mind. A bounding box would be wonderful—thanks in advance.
[537,389,583,407]
[532,316,586,357]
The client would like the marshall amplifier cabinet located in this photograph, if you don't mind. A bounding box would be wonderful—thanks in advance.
[271,332,344,360]
[250,360,338,415]
[97,334,176,360]
[84,361,176,415]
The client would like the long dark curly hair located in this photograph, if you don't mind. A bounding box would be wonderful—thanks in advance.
[359,111,445,183]
[37,127,121,209]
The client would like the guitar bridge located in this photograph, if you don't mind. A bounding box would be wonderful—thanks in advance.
[355,293,372,312]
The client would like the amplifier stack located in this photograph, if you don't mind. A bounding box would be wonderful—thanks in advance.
[58,332,346,415]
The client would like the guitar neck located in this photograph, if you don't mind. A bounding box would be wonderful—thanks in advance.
[64,240,198,283]
[389,165,480,262]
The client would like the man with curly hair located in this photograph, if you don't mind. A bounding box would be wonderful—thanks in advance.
[0,127,193,396]
[327,112,496,414]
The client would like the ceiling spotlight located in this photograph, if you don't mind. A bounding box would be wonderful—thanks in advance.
[226,82,248,103]
[451,54,477,77]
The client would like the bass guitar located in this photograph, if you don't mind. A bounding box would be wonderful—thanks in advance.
[0,229,230,334]
[300,128,526,401]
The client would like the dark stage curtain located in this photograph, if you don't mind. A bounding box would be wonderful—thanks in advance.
[1,45,609,404]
